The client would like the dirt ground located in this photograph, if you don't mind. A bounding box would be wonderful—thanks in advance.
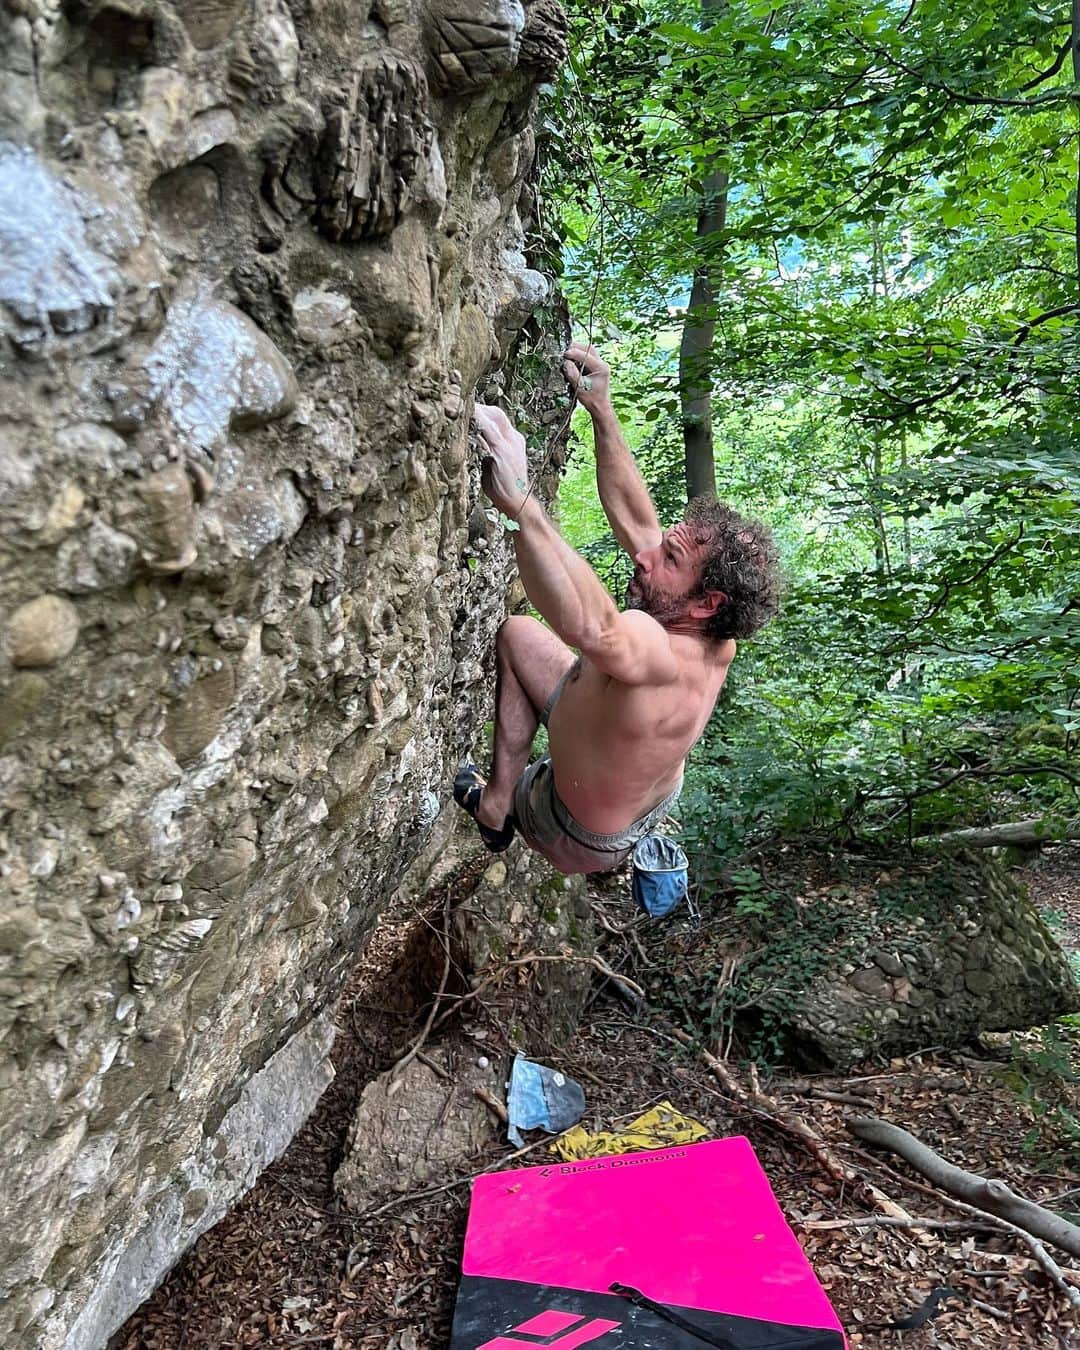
[117,851,1080,1350]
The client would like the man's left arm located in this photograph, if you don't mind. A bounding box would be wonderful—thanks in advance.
[474,404,676,687]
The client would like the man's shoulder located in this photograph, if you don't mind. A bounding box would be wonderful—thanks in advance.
[589,609,679,687]
[617,608,667,637]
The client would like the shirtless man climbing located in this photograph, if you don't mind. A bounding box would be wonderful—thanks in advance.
[455,343,781,876]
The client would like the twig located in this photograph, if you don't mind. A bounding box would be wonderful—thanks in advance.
[416,1050,450,1080]
[787,1081,877,1110]
[969,1298,1011,1321]
[803,1216,1000,1233]
[474,1085,509,1124]
[669,1028,911,1220]
[393,1276,432,1307]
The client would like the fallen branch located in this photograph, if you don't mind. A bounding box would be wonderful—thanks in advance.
[969,1297,1010,1322]
[803,1216,1001,1234]
[842,1140,1080,1305]
[474,1085,508,1124]
[416,1050,450,1080]
[916,817,1080,849]
[788,1080,876,1110]
[669,1029,911,1220]
[849,1117,1080,1259]
[848,1118,1080,1313]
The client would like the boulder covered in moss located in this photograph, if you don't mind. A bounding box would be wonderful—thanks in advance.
[657,848,1078,1069]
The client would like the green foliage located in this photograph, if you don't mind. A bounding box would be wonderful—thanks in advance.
[1005,1022,1080,1163]
[653,861,884,1065]
[545,0,1080,854]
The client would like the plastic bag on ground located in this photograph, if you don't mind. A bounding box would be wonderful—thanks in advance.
[506,1053,586,1148]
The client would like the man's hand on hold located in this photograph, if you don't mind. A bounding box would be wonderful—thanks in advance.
[474,403,530,521]
[563,342,612,415]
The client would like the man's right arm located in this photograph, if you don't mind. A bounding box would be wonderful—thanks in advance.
[564,344,662,558]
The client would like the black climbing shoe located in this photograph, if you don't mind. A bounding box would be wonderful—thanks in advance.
[454,764,515,852]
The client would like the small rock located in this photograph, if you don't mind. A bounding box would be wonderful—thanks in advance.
[56,518,138,593]
[292,288,362,348]
[483,860,507,888]
[27,840,59,878]
[5,594,80,667]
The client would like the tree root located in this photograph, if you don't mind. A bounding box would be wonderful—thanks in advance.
[849,1116,1080,1259]
[848,1116,1080,1312]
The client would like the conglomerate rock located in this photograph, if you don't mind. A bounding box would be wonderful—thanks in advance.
[0,0,568,1343]
[750,851,1079,1069]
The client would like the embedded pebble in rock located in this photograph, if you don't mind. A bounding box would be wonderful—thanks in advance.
[149,162,222,240]
[0,671,48,746]
[426,0,527,90]
[31,482,85,545]
[136,68,239,172]
[142,282,298,451]
[175,0,248,49]
[497,246,549,331]
[250,0,300,88]
[292,288,363,348]
[4,595,80,667]
[131,465,198,574]
[0,145,121,349]
[161,660,236,764]
[56,519,138,594]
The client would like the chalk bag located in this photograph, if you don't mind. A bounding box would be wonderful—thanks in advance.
[631,833,689,918]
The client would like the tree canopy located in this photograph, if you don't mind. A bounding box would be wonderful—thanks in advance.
[541,0,1080,866]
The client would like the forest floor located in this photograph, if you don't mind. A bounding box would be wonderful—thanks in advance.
[118,851,1080,1350]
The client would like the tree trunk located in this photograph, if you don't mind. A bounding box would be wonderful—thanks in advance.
[678,0,728,501]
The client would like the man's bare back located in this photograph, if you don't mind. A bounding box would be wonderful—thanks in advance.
[548,633,734,835]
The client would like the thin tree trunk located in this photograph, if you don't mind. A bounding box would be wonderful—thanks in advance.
[679,0,728,501]
[1073,0,1080,282]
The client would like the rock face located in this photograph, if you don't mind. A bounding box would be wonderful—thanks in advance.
[0,0,567,1342]
[758,852,1079,1069]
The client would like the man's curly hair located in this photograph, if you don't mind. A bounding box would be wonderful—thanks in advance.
[684,496,782,642]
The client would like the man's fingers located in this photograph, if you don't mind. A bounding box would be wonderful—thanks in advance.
[473,403,515,448]
[473,402,512,428]
[563,342,606,373]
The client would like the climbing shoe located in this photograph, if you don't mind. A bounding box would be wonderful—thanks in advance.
[454,764,515,852]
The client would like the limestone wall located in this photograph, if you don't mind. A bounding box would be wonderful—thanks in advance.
[0,0,566,1343]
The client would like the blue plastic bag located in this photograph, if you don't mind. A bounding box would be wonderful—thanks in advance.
[506,1053,586,1147]
[631,833,689,918]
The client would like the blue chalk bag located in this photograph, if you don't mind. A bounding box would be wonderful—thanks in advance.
[631,833,689,918]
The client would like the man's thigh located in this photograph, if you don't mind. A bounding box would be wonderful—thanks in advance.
[499,616,575,714]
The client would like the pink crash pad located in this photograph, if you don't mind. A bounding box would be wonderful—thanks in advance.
[451,1135,847,1349]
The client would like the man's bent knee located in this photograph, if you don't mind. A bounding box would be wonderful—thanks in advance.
[495,615,575,716]
[496,614,544,657]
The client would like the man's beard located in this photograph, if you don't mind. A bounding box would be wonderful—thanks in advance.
[625,575,691,627]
